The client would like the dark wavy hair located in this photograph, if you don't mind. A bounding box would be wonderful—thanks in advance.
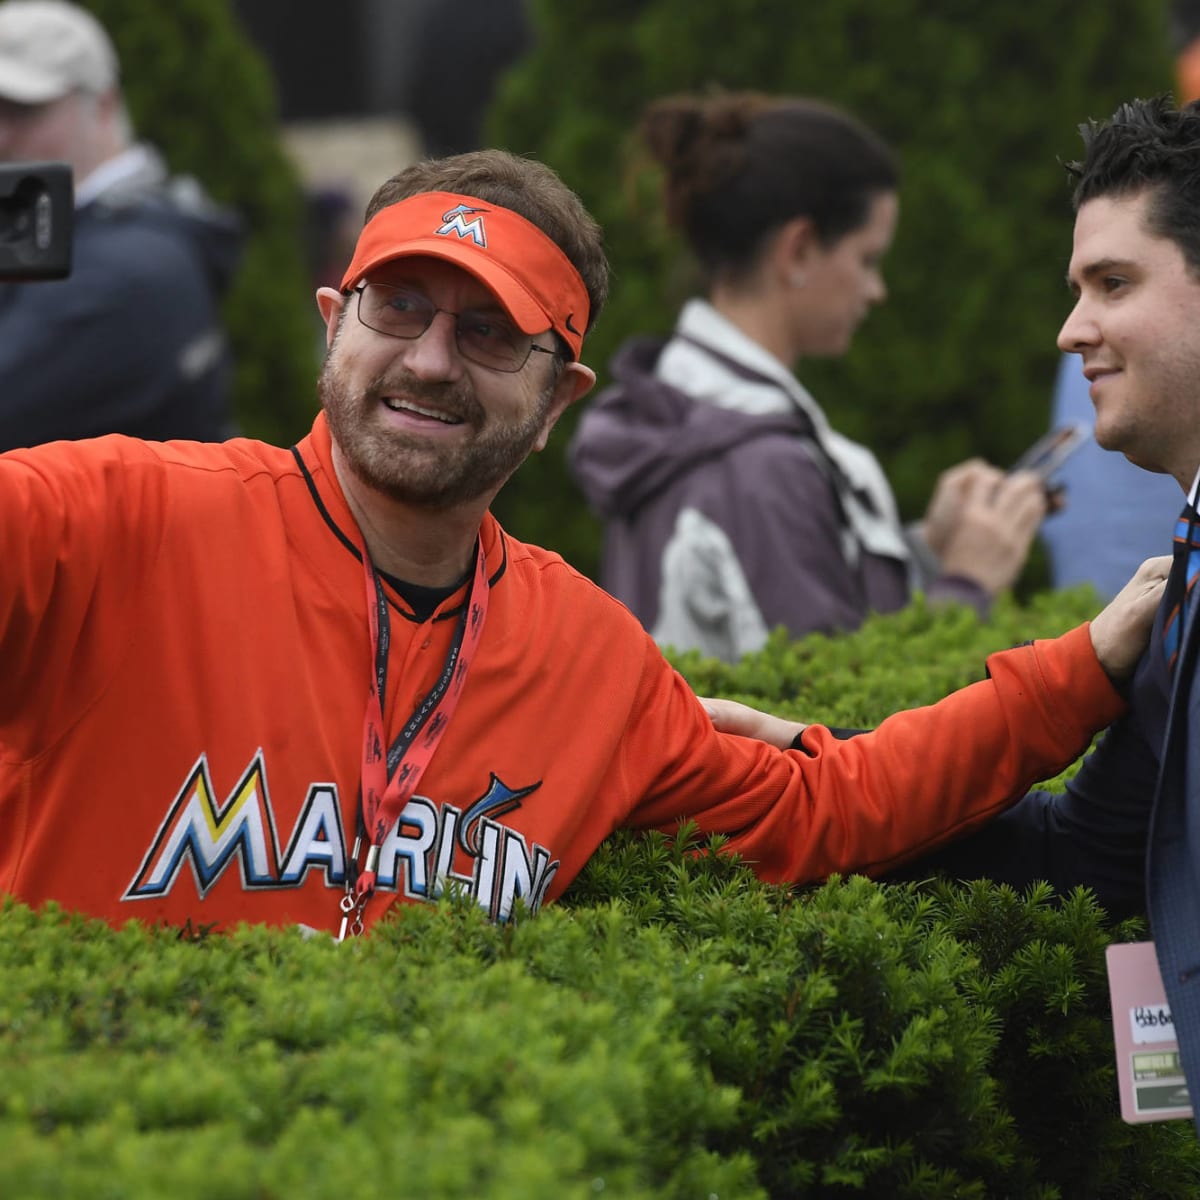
[640,91,898,286]
[1066,95,1200,277]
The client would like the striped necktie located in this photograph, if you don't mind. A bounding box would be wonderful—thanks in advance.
[1163,501,1200,677]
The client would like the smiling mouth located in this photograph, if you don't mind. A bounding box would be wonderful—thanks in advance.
[382,397,464,425]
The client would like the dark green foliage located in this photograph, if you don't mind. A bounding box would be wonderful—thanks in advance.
[562,847,1019,1198]
[79,0,320,444]
[486,0,1172,578]
[4,870,1199,1195]
[4,589,1200,1195]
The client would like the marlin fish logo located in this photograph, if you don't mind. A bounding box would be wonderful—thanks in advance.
[459,773,542,855]
[436,203,489,248]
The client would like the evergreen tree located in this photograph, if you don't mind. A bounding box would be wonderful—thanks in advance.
[81,0,319,444]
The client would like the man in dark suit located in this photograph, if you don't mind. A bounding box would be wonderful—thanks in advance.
[706,94,1200,1135]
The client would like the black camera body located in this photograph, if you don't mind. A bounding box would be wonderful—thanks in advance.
[0,162,73,282]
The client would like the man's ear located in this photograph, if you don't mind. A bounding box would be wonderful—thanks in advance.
[533,361,596,452]
[316,287,346,349]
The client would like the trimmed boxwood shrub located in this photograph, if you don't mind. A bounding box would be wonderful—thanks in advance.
[485,0,1172,579]
[3,589,1199,1196]
[79,0,319,445]
[3,867,1198,1196]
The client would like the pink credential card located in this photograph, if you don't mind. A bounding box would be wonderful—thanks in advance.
[1106,941,1193,1123]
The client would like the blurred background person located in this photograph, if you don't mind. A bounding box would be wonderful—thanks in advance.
[0,0,244,450]
[1040,355,1179,599]
[569,92,1048,662]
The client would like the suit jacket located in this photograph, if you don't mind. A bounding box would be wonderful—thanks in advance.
[898,595,1200,1132]
[1146,580,1200,1135]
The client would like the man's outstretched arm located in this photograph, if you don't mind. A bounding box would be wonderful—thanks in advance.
[697,555,1169,902]
[701,555,1169,747]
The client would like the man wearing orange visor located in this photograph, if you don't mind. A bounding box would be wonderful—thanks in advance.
[0,149,1165,938]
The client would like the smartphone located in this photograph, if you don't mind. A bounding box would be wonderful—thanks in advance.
[1009,422,1090,482]
[0,161,73,282]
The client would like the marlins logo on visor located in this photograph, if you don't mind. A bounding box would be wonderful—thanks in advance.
[436,204,488,248]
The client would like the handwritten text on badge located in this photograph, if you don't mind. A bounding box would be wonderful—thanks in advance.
[1130,1003,1177,1045]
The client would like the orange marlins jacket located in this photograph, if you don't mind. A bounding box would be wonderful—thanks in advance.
[0,415,1125,934]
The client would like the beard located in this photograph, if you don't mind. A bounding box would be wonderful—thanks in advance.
[319,356,552,511]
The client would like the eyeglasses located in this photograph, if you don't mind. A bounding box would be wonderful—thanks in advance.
[352,282,558,373]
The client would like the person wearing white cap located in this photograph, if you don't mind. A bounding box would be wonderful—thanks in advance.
[0,0,243,448]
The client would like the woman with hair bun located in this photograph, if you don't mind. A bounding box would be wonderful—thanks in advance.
[569,91,1048,662]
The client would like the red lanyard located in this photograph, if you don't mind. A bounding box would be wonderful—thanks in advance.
[338,540,489,939]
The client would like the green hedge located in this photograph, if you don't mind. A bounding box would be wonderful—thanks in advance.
[3,589,1199,1196]
[486,0,1172,579]
[79,0,320,445]
[3,869,1198,1196]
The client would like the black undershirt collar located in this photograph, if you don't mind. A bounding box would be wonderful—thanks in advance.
[377,566,471,622]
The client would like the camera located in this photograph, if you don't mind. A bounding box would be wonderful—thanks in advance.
[0,162,73,281]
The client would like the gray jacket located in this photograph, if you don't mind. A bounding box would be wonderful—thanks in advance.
[569,302,987,660]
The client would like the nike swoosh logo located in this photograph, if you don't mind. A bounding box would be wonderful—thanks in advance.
[565,313,580,335]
